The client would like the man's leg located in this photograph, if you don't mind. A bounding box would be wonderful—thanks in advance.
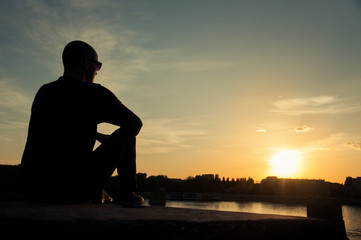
[116,135,137,195]
[89,128,137,199]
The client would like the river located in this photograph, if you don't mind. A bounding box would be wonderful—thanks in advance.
[151,200,361,240]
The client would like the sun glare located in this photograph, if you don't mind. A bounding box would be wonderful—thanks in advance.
[270,150,301,177]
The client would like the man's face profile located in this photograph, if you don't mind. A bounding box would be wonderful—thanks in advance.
[85,53,101,83]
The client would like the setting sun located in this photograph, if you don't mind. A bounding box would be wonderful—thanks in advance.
[270,150,301,177]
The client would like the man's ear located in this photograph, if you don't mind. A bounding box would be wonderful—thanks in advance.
[84,58,91,70]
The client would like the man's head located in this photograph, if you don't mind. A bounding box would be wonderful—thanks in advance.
[62,40,102,83]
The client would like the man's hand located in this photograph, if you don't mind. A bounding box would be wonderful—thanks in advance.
[96,132,110,144]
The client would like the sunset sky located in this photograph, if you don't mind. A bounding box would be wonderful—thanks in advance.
[1,0,361,183]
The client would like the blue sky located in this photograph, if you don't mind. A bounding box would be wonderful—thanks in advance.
[1,0,361,182]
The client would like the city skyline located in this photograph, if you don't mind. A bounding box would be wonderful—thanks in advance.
[1,1,361,183]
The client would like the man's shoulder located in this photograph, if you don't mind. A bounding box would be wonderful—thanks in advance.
[90,82,115,95]
[40,77,67,88]
[91,83,121,104]
[36,78,117,100]
[89,82,104,90]
[39,77,102,90]
[36,79,59,93]
[91,82,108,90]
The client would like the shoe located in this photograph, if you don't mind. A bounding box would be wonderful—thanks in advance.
[103,190,114,203]
[116,192,145,208]
[91,189,114,204]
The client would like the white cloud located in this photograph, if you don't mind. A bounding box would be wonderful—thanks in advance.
[256,129,267,133]
[294,125,313,133]
[272,96,361,115]
[310,147,331,151]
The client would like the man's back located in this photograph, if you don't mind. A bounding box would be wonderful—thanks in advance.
[21,77,98,187]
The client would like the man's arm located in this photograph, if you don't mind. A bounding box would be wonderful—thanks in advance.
[120,110,142,136]
[96,132,110,143]
[97,85,143,136]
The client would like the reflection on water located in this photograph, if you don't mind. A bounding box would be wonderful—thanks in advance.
[343,205,361,240]
[162,200,361,240]
[165,200,306,217]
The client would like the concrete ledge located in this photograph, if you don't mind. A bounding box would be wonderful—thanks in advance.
[0,201,348,239]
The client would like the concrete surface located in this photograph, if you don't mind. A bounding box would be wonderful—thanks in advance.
[0,201,348,239]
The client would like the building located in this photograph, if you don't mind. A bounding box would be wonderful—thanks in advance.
[200,174,215,181]
[345,177,361,197]
[261,176,330,197]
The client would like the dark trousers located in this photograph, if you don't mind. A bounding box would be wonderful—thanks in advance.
[88,128,138,196]
[22,128,138,202]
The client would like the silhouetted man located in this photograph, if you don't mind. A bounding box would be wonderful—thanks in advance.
[21,40,143,206]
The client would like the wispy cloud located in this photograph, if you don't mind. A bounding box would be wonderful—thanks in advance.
[137,117,206,154]
[0,79,31,133]
[97,116,206,155]
[272,96,361,115]
[0,79,31,114]
[19,1,121,53]
[170,60,233,72]
[305,133,353,152]
[67,0,99,9]
[344,141,361,151]
[4,0,160,96]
